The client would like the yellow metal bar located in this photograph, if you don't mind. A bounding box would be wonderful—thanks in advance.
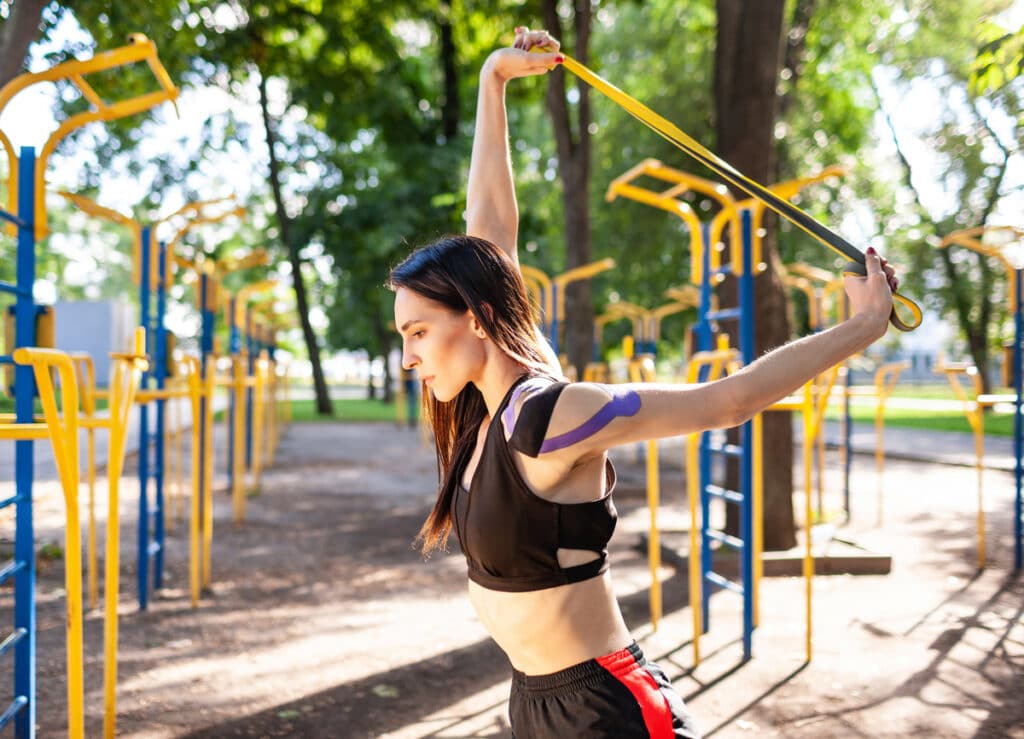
[232,354,247,523]
[1,127,18,235]
[939,226,1024,312]
[202,356,215,586]
[183,356,203,606]
[0,34,181,239]
[252,352,267,492]
[101,329,146,739]
[0,423,50,439]
[646,438,661,630]
[71,353,100,610]
[12,348,83,739]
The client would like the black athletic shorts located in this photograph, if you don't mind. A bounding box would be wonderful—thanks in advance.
[509,642,701,738]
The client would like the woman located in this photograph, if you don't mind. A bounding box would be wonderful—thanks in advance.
[389,28,898,739]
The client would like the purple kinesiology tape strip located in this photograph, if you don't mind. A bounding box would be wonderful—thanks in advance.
[538,389,641,454]
[502,377,548,436]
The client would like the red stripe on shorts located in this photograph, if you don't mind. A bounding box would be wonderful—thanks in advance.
[596,647,674,739]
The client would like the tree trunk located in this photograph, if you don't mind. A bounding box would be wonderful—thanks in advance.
[715,0,796,550]
[257,68,334,416]
[542,0,594,378]
[0,0,47,90]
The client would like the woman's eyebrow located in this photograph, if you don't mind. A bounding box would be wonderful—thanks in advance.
[399,319,423,333]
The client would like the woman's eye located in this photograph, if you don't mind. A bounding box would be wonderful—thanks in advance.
[413,330,425,338]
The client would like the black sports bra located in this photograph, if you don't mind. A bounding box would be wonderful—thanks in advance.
[451,375,618,592]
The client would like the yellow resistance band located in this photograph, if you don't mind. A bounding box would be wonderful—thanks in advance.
[556,54,922,332]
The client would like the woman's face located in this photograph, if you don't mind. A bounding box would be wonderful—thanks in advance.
[394,287,487,402]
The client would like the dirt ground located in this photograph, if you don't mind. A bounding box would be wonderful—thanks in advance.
[2,418,1023,738]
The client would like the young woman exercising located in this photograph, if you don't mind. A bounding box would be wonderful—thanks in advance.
[388,28,898,739]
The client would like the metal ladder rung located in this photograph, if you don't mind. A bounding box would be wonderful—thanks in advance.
[0,696,28,730]
[705,484,744,504]
[705,570,744,595]
[0,559,26,587]
[706,307,742,321]
[706,529,745,550]
[0,493,23,510]
[707,444,743,458]
[0,627,27,659]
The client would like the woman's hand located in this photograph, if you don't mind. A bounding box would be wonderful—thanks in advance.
[844,247,898,339]
[483,27,563,82]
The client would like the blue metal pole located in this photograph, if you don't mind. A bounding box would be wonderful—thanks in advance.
[137,226,152,609]
[1015,269,1022,571]
[153,241,167,589]
[246,306,254,468]
[699,224,713,634]
[227,297,237,491]
[843,293,852,520]
[739,209,755,660]
[198,275,212,554]
[14,146,38,738]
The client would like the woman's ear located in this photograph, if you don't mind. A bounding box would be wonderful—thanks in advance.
[469,302,495,339]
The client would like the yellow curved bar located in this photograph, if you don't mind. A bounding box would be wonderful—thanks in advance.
[605,172,707,284]
[234,278,278,330]
[58,190,146,288]
[939,226,1024,311]
[0,35,179,239]
[520,265,553,326]
[163,202,247,290]
[766,165,845,201]
[1,127,16,235]
[11,348,83,739]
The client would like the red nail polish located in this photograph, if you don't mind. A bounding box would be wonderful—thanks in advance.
[866,246,876,255]
[555,55,565,63]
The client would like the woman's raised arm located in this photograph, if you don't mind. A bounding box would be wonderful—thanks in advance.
[465,28,562,266]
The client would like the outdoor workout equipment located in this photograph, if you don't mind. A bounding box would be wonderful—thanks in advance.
[520,258,616,358]
[938,226,1024,571]
[549,53,923,333]
[0,36,177,738]
[609,157,854,662]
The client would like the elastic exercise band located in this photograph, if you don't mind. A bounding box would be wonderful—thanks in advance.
[547,53,922,332]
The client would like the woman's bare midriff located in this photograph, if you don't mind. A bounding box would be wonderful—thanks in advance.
[468,571,633,675]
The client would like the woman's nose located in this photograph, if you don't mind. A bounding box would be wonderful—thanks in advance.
[402,348,418,371]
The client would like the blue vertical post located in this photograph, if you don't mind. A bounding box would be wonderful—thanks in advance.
[1015,269,1022,571]
[198,275,213,555]
[13,146,38,738]
[153,241,167,589]
[227,297,237,491]
[739,209,756,659]
[137,226,152,609]
[245,305,254,467]
[698,224,713,634]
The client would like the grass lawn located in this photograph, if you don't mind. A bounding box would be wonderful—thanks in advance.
[287,397,398,423]
[823,404,1013,436]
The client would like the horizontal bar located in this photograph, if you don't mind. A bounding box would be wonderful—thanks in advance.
[0,696,28,730]
[706,528,745,550]
[0,493,24,511]
[0,559,26,586]
[705,570,744,595]
[0,209,26,228]
[0,282,30,297]
[0,627,27,660]
[705,484,744,504]
[0,354,13,365]
[705,307,742,321]
[707,444,744,458]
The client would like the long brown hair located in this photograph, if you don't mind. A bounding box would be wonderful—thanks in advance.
[387,235,550,554]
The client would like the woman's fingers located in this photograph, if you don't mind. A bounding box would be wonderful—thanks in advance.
[512,26,559,52]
